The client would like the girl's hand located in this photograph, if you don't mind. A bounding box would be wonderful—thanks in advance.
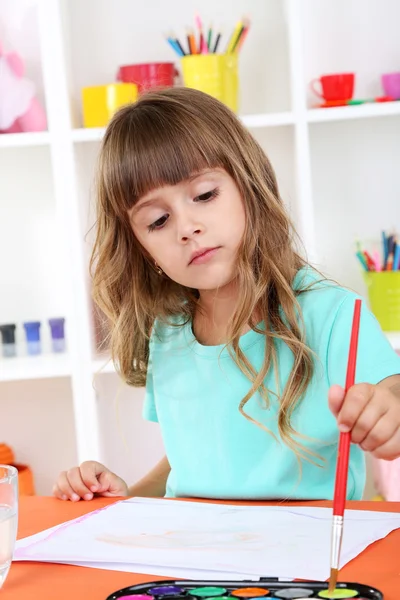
[328,379,400,460]
[53,461,129,501]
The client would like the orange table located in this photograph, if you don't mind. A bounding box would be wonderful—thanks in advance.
[3,497,400,600]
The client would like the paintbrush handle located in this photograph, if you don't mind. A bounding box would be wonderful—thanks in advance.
[333,431,351,516]
[332,299,362,516]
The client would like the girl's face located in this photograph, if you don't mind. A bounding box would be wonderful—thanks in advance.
[129,169,246,292]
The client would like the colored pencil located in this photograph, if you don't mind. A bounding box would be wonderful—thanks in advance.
[212,32,221,53]
[226,20,243,53]
[166,36,185,57]
[328,299,362,594]
[174,38,186,56]
[207,25,213,52]
[394,244,400,271]
[187,28,197,54]
[355,251,368,271]
[195,14,208,54]
[236,19,250,51]
[382,231,389,270]
[363,250,376,271]
[372,249,382,272]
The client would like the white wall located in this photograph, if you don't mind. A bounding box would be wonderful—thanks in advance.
[1,378,77,494]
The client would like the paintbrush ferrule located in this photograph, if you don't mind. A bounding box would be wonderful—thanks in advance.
[330,515,344,570]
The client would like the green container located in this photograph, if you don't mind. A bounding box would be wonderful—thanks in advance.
[363,271,400,331]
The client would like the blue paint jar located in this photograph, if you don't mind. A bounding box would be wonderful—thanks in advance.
[23,321,42,355]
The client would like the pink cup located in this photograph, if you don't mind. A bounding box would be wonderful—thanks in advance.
[381,72,400,100]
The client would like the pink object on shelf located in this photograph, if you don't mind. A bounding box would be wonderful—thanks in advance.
[0,41,47,133]
[372,456,400,501]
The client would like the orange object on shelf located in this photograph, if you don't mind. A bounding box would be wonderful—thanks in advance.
[0,443,35,496]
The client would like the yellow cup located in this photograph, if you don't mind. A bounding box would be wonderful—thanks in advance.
[180,54,239,113]
[363,271,400,331]
[82,83,138,128]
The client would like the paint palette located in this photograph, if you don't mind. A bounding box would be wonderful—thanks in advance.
[106,578,383,600]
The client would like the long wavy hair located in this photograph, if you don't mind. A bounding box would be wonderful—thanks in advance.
[91,87,319,463]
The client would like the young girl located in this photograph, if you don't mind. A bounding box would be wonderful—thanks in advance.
[53,88,400,503]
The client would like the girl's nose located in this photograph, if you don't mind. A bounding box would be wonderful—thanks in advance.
[177,213,203,242]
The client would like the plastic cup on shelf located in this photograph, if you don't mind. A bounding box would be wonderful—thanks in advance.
[23,321,41,355]
[0,324,17,358]
[48,318,66,353]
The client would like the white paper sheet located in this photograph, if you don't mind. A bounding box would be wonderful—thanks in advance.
[14,498,400,581]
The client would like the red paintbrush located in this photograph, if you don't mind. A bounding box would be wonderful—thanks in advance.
[328,298,362,594]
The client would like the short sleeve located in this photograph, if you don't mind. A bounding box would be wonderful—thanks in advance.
[142,340,158,423]
[327,295,400,387]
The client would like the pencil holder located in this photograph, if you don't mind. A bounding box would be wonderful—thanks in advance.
[81,83,138,128]
[180,54,239,113]
[363,271,400,331]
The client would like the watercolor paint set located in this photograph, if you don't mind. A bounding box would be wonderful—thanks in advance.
[106,578,383,600]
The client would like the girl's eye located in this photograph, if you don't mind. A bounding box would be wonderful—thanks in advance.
[194,187,220,202]
[148,214,169,232]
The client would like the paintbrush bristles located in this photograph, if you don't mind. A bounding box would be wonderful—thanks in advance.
[328,567,338,595]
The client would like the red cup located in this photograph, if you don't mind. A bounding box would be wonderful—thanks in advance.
[117,62,176,93]
[310,73,355,102]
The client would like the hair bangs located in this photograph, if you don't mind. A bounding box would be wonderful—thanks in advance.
[101,100,229,216]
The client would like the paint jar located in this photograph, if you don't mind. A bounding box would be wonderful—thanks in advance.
[0,324,16,357]
[48,317,66,353]
[23,321,41,355]
[81,83,138,128]
[363,271,400,331]
[180,54,239,113]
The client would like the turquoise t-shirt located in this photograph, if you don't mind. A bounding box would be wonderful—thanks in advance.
[143,269,400,500]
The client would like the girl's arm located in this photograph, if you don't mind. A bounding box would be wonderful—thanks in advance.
[128,455,171,498]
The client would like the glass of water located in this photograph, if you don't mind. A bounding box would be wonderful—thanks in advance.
[0,465,18,589]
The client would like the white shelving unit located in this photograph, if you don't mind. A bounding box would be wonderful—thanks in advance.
[1,0,399,494]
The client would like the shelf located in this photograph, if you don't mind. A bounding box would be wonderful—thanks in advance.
[70,103,400,142]
[0,354,72,383]
[0,131,51,148]
[307,101,400,124]
[71,111,296,143]
[241,112,295,128]
[71,127,105,143]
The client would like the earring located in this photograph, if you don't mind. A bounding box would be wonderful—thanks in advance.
[154,262,163,275]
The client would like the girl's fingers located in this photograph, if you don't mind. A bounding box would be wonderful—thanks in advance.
[359,410,399,451]
[66,467,94,500]
[371,425,400,461]
[52,483,68,501]
[79,461,105,493]
[350,398,389,445]
[336,383,375,433]
[328,385,346,418]
[56,470,81,501]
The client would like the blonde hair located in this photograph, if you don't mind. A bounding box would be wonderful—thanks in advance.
[91,87,318,463]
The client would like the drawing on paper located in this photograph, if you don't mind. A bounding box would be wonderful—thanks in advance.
[96,529,261,550]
